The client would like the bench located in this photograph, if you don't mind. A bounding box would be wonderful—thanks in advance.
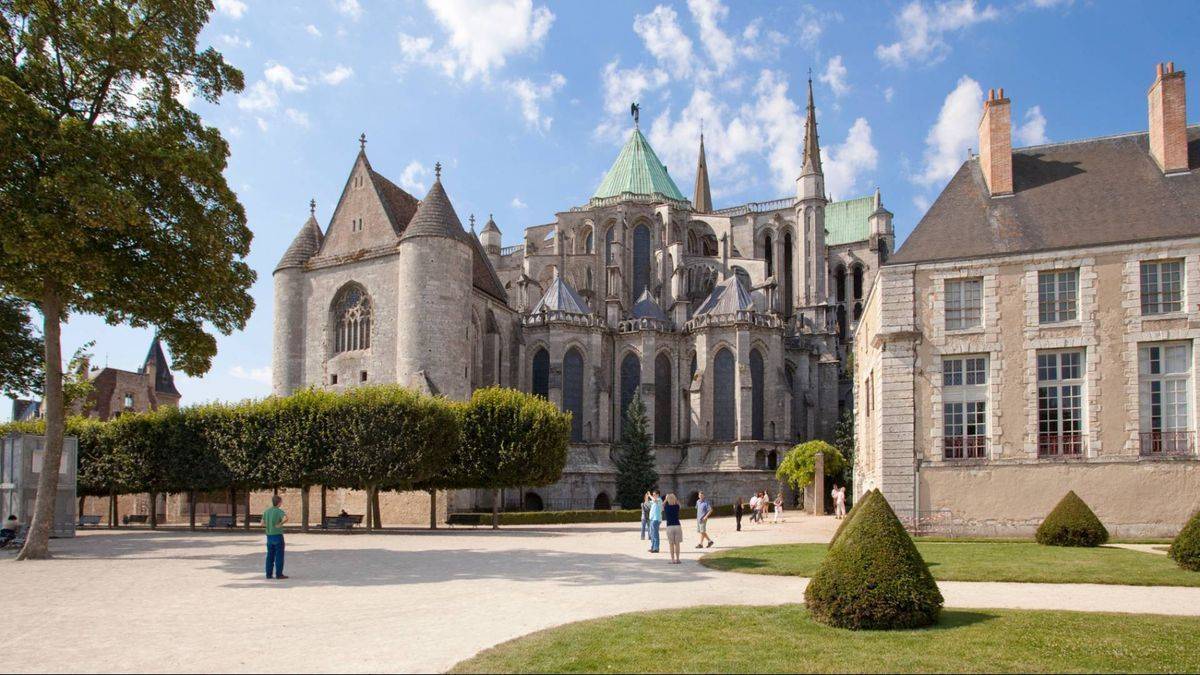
[207,514,236,528]
[245,514,262,525]
[321,514,363,530]
[446,513,485,527]
[122,514,149,525]
[77,515,102,527]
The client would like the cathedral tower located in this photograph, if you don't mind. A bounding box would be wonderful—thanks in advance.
[394,165,474,400]
[794,76,830,328]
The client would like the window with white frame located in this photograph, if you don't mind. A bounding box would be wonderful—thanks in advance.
[1037,350,1085,456]
[942,355,988,459]
[1140,260,1184,315]
[1139,342,1194,455]
[944,278,983,330]
[1038,269,1078,324]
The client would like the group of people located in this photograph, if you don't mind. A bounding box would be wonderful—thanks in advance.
[639,490,714,563]
[734,491,783,531]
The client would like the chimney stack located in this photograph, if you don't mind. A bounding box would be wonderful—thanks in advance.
[978,87,1013,196]
[1148,61,1189,175]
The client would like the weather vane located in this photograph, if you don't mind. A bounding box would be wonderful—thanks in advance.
[630,102,640,127]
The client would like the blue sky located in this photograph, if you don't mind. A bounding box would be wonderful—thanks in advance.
[12,0,1200,418]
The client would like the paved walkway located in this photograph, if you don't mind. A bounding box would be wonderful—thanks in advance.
[4,515,1198,673]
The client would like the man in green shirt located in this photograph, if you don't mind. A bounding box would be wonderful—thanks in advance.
[263,495,288,580]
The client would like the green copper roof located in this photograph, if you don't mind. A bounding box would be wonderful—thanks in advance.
[593,129,687,204]
[825,195,873,246]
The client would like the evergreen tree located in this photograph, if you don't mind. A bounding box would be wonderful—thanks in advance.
[614,395,656,509]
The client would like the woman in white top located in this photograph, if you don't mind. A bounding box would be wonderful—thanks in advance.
[772,493,783,523]
[748,494,760,524]
[834,485,847,519]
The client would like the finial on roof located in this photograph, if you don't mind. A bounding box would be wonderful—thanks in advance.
[309,198,316,216]
[434,161,442,180]
[631,102,640,128]
[359,133,366,151]
[469,213,476,231]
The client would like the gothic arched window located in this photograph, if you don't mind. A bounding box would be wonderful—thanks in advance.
[782,232,794,316]
[654,352,672,444]
[619,352,641,435]
[632,223,652,299]
[764,234,774,277]
[713,347,735,441]
[332,284,372,354]
[531,348,550,399]
[750,348,765,440]
[563,347,585,442]
[605,226,616,265]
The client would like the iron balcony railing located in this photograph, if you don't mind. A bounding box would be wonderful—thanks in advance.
[942,436,986,460]
[1037,433,1085,458]
[1139,431,1195,457]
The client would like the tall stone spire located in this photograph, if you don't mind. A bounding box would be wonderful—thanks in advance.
[692,131,713,213]
[801,75,822,177]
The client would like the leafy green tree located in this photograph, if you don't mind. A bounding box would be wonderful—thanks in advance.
[0,297,42,397]
[614,395,656,509]
[776,440,846,494]
[833,409,855,487]
[1,0,251,559]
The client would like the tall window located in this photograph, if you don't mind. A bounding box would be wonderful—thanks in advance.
[563,348,585,442]
[619,352,641,435]
[632,223,651,299]
[531,348,550,399]
[1037,350,1084,456]
[1139,342,1193,455]
[712,348,736,441]
[1038,269,1078,324]
[764,235,773,278]
[1141,260,1184,315]
[750,348,765,440]
[944,278,982,330]
[332,285,372,353]
[605,227,616,265]
[654,353,672,444]
[942,355,988,459]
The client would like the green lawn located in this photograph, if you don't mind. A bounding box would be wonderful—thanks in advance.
[699,542,1200,587]
[451,605,1200,673]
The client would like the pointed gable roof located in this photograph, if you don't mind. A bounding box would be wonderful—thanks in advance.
[140,337,179,397]
[801,77,823,177]
[369,168,420,235]
[275,212,324,272]
[631,289,670,321]
[593,128,687,204]
[693,134,713,213]
[401,178,466,241]
[481,214,501,234]
[695,274,755,316]
[531,272,591,315]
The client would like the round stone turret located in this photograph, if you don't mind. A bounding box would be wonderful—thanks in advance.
[272,205,323,396]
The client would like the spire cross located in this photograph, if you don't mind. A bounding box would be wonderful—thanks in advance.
[359,133,366,151]
[309,198,316,216]
[434,161,442,179]
[469,213,476,231]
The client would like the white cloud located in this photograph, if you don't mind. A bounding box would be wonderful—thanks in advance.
[321,65,354,86]
[264,62,308,92]
[511,197,528,208]
[819,55,850,98]
[884,86,896,103]
[398,32,435,61]
[419,0,555,83]
[1015,105,1048,146]
[230,365,271,385]
[751,70,805,193]
[214,0,247,19]
[633,5,695,79]
[334,0,362,21]
[796,4,842,48]
[916,75,982,186]
[823,117,878,199]
[507,73,566,133]
[913,194,932,213]
[601,60,668,116]
[218,34,251,48]
[256,117,269,132]
[285,108,310,128]
[739,19,788,61]
[687,0,735,73]
[237,81,278,111]
[876,0,1000,68]
[306,24,322,38]
[399,160,430,194]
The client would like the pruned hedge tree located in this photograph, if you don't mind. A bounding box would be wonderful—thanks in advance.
[1035,491,1109,547]
[1168,509,1200,572]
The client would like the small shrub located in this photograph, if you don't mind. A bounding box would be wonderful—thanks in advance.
[805,490,943,630]
[1169,509,1200,571]
[828,488,877,548]
[1035,491,1109,547]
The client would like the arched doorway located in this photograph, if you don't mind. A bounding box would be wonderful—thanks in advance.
[593,492,611,510]
[524,492,544,511]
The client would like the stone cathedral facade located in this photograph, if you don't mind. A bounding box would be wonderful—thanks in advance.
[273,83,895,514]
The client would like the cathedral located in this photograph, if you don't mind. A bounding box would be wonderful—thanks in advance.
[272,81,894,513]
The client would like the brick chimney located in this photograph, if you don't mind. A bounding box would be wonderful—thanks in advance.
[978,87,1013,197]
[1148,61,1189,174]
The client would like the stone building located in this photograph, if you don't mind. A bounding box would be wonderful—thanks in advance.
[274,82,890,515]
[854,62,1200,537]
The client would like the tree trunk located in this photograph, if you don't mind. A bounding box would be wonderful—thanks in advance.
[18,284,65,560]
[372,489,382,529]
[77,495,85,523]
[149,492,158,530]
[301,486,310,533]
[492,488,501,529]
[244,491,251,530]
[188,491,196,531]
[109,492,117,529]
[428,489,437,530]
[364,486,375,531]
[320,485,327,529]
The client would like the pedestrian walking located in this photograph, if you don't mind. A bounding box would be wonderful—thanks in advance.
[263,495,288,580]
[773,492,784,523]
[694,491,715,549]
[663,493,683,564]
[734,497,744,531]
[749,493,760,524]
[640,492,651,540]
[834,484,847,519]
[647,490,663,553]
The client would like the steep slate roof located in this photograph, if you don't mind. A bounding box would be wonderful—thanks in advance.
[593,129,687,203]
[631,289,670,321]
[481,214,501,234]
[275,213,324,271]
[892,127,1200,265]
[825,195,873,246]
[369,169,420,235]
[531,272,591,315]
[140,337,179,397]
[695,274,755,316]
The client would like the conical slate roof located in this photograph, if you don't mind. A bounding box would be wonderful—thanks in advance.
[400,179,465,241]
[631,289,669,321]
[275,214,324,272]
[695,274,755,316]
[593,129,686,203]
[531,272,591,315]
[481,214,501,234]
[140,337,179,396]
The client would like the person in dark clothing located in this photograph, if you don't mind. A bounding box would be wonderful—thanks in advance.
[663,493,683,564]
[734,497,744,532]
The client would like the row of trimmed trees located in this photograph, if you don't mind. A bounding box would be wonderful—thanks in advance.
[1,385,571,531]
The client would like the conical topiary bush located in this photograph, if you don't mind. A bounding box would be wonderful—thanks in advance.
[1169,509,1200,571]
[828,487,878,548]
[805,490,943,630]
[1035,491,1109,547]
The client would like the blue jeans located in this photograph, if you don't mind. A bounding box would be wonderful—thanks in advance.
[640,518,648,540]
[648,519,661,552]
[265,534,285,578]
